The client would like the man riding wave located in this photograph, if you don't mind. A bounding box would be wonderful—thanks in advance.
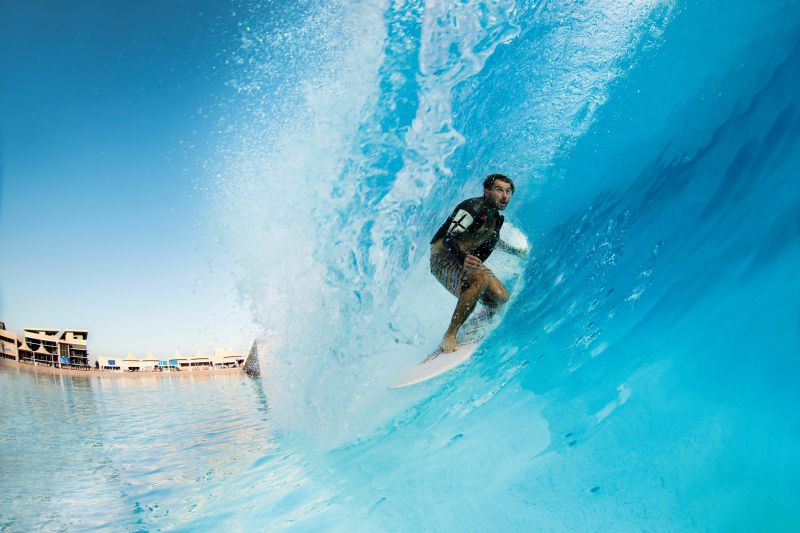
[430,173,527,352]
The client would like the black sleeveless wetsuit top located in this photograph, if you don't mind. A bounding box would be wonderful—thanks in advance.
[430,197,504,264]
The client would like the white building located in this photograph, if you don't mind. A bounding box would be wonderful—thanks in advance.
[96,348,244,372]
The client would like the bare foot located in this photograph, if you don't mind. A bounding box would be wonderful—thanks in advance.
[439,334,458,353]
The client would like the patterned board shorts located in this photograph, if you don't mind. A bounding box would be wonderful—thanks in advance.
[430,248,491,297]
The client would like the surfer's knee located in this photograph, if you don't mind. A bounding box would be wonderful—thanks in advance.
[465,269,492,292]
[497,282,509,303]
[487,277,509,305]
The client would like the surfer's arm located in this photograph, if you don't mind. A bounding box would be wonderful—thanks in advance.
[497,238,529,257]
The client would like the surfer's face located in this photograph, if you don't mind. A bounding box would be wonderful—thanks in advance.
[485,182,513,210]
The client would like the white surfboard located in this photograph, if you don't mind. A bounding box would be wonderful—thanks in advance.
[389,307,498,389]
[389,342,480,389]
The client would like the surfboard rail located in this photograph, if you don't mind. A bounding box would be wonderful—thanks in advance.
[389,342,479,389]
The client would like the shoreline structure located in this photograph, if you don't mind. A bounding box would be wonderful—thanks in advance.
[0,320,260,378]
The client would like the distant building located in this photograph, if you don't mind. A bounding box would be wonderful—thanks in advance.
[0,322,19,361]
[212,347,245,369]
[97,356,121,371]
[0,323,91,369]
[17,328,90,368]
[1,320,248,375]
[96,348,245,373]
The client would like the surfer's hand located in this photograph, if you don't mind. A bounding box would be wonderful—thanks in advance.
[463,254,482,270]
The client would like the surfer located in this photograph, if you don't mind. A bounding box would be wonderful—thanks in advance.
[430,173,527,352]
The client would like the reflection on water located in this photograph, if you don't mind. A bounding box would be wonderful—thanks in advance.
[0,369,333,531]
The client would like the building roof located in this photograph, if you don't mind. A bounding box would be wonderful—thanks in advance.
[23,328,60,335]
[24,332,58,342]
[59,330,89,341]
[141,352,159,362]
[20,328,88,341]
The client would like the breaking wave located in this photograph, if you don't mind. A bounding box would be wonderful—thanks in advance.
[211,0,800,528]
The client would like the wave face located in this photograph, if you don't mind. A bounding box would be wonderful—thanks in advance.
[214,0,800,529]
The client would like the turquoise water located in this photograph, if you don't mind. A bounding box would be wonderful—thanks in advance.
[4,0,800,530]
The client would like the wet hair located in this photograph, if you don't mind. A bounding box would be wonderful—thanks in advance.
[483,173,515,194]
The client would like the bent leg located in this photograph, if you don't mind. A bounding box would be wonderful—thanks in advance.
[440,269,493,352]
[479,273,509,309]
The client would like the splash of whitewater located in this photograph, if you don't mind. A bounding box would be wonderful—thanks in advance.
[208,0,800,528]
[211,0,674,438]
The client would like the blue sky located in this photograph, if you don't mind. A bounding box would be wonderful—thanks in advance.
[1,1,258,356]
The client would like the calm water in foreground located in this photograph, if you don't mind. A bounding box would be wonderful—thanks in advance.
[0,367,335,531]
